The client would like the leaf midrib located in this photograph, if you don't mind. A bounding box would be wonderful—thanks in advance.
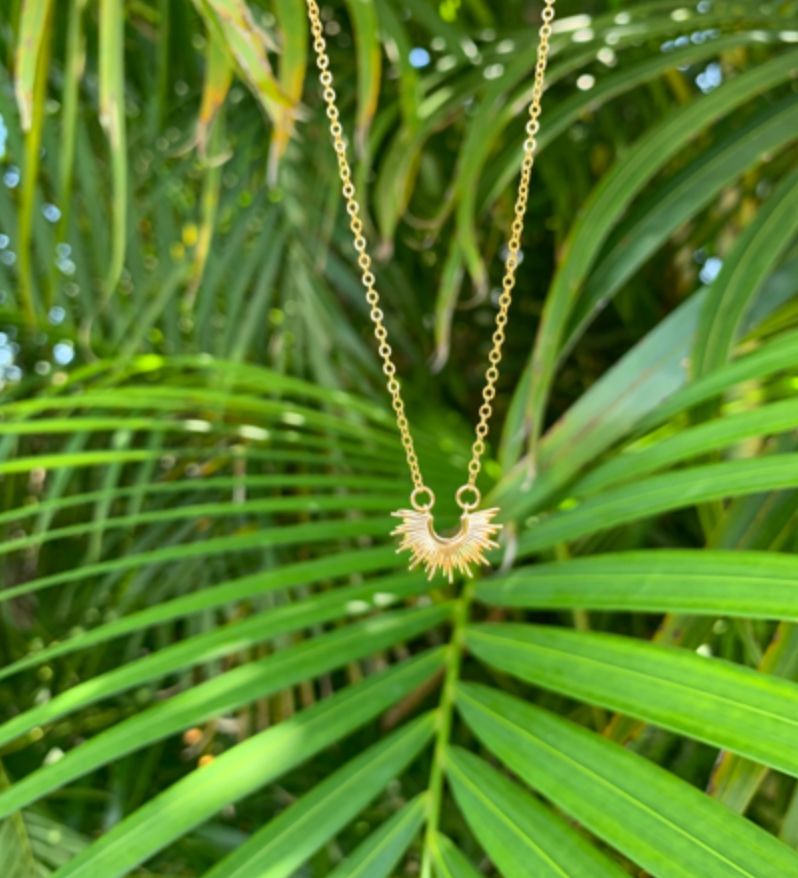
[447,756,572,878]
[458,689,764,878]
[470,628,798,735]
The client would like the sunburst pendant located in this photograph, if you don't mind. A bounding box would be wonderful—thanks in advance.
[391,487,502,582]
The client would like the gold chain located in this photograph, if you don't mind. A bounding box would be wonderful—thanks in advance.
[306,0,556,508]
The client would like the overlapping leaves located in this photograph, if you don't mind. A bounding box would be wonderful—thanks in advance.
[4,0,798,876]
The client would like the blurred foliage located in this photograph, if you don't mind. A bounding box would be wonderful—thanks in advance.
[3,0,798,875]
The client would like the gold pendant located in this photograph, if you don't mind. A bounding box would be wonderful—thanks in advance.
[391,486,502,582]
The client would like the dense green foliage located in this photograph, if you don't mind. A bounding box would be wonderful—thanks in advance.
[3,0,798,875]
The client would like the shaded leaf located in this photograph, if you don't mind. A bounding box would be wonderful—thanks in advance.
[517,49,798,461]
[516,455,798,557]
[0,569,431,749]
[695,162,798,380]
[49,650,445,878]
[98,0,127,303]
[327,794,426,878]
[568,96,798,350]
[0,610,449,820]
[204,716,434,878]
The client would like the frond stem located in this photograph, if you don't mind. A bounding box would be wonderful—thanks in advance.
[420,581,474,878]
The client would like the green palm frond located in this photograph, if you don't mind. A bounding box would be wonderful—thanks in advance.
[4,1,798,876]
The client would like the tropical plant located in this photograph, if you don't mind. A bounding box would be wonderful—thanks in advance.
[3,0,798,876]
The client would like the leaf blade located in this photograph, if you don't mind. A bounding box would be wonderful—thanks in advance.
[465,623,798,778]
[456,682,798,878]
[198,0,291,115]
[0,610,449,821]
[0,569,431,749]
[516,455,798,557]
[567,95,798,353]
[431,832,483,878]
[446,746,628,878]
[517,49,798,461]
[327,794,426,878]
[476,550,798,620]
[14,0,53,131]
[204,718,433,878]
[50,650,445,878]
[695,162,798,379]
[573,397,798,496]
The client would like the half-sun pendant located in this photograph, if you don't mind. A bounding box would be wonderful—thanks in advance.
[391,486,502,582]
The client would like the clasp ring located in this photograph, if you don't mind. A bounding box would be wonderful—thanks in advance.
[456,484,481,512]
[411,486,436,512]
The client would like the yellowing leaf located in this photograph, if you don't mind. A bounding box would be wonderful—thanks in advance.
[197,26,233,159]
[197,0,293,122]
[344,0,382,156]
[269,0,308,183]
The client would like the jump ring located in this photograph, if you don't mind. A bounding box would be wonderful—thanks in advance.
[456,484,481,511]
[411,486,435,512]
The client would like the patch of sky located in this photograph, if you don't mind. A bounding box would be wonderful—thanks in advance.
[409,47,431,68]
[3,166,20,188]
[696,62,722,93]
[42,203,61,223]
[53,341,75,366]
[48,306,66,326]
[699,256,723,284]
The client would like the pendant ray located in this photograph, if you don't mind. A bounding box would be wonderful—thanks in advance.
[391,509,502,582]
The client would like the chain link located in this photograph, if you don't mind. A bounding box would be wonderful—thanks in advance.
[306,0,556,497]
[466,0,556,484]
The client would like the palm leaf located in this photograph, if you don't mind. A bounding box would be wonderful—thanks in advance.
[456,682,798,877]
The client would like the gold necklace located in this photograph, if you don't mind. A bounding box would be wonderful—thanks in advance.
[306,0,556,581]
